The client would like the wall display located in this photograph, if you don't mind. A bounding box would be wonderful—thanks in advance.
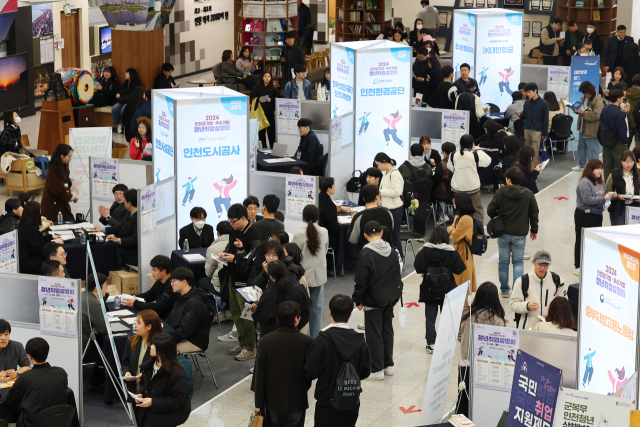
[88,6,108,27]
[285,174,316,220]
[626,206,640,225]
[507,350,562,427]
[441,110,468,148]
[330,116,342,155]
[439,11,447,27]
[531,0,540,9]
[553,387,634,427]
[505,0,524,5]
[34,64,54,98]
[193,9,228,27]
[0,231,17,274]
[38,277,78,339]
[90,157,119,201]
[542,0,552,10]
[152,92,176,183]
[548,66,570,97]
[68,127,112,218]
[579,231,638,397]
[265,4,286,18]
[288,2,296,15]
[99,0,176,31]
[242,4,264,18]
[613,371,637,404]
[452,11,476,75]
[465,0,474,5]
[474,12,523,111]
[139,184,157,235]
[99,26,112,54]
[330,44,355,118]
[0,54,29,112]
[354,45,411,172]
[40,36,54,64]
[473,324,519,392]
[523,21,530,37]
[145,0,177,30]
[31,3,53,37]
[532,21,541,37]
[488,0,496,7]
[276,99,301,134]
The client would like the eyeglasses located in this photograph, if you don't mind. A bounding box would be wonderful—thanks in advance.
[229,218,239,225]
[59,251,67,257]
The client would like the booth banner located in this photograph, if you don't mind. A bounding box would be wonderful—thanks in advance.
[153,92,176,183]
[175,97,248,235]
[331,116,342,155]
[626,206,640,225]
[453,11,476,74]
[442,110,469,148]
[330,44,355,118]
[419,281,470,425]
[553,387,634,427]
[570,56,600,106]
[473,324,519,392]
[548,66,570,97]
[613,371,637,404]
[285,174,316,220]
[140,184,157,236]
[90,157,118,201]
[0,230,17,274]
[68,127,112,219]
[37,276,78,339]
[276,99,301,134]
[507,350,562,427]
[579,231,639,396]
[354,46,411,172]
[474,12,523,111]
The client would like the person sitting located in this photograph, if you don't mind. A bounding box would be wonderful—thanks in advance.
[392,29,408,45]
[318,177,340,274]
[104,189,138,267]
[112,68,141,135]
[178,207,214,250]
[81,273,109,392]
[165,267,211,354]
[98,184,129,230]
[123,255,177,320]
[130,89,152,135]
[0,110,28,156]
[121,86,146,141]
[92,66,119,108]
[284,65,312,100]
[3,337,68,427]
[236,46,261,89]
[295,118,321,165]
[129,119,152,161]
[532,297,576,336]
[18,201,63,275]
[348,184,394,256]
[399,143,432,181]
[122,309,163,400]
[357,167,383,206]
[220,49,255,90]
[0,198,22,235]
[316,69,331,102]
[455,79,487,139]
[504,91,525,135]
[43,242,70,278]
[41,259,64,278]
[253,194,285,239]
[544,91,565,151]
[289,166,304,175]
[478,119,510,157]
[154,62,179,89]
[0,319,31,379]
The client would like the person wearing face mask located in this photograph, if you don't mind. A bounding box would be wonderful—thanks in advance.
[179,207,214,250]
[583,20,604,56]
[409,19,423,53]
[0,110,28,156]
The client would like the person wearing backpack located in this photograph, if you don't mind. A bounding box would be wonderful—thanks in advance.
[352,221,401,381]
[374,152,405,259]
[447,134,492,220]
[447,193,478,294]
[487,167,539,298]
[415,226,466,354]
[509,250,568,330]
[305,294,372,427]
[348,184,394,256]
[399,143,433,182]
[295,118,321,164]
[599,88,630,181]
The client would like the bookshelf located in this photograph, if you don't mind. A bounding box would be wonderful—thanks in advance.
[556,0,617,54]
[335,0,385,43]
[234,0,299,87]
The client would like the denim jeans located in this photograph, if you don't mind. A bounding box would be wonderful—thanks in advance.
[308,285,324,339]
[610,211,626,226]
[112,102,127,125]
[498,234,526,293]
[577,133,600,168]
[390,206,404,259]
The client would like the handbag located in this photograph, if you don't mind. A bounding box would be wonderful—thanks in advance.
[346,170,362,192]
[250,98,270,131]
[486,194,505,239]
[248,410,264,427]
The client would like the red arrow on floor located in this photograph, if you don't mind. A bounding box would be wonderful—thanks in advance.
[405,302,420,308]
[554,197,568,200]
[399,405,422,414]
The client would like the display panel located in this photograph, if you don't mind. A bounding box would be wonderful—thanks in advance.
[452,11,476,76]
[330,44,355,118]
[99,26,112,54]
[152,91,176,182]
[31,3,52,37]
[0,54,28,112]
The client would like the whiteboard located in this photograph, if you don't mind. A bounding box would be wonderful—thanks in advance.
[156,178,176,222]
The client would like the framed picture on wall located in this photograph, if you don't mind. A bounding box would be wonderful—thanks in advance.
[530,0,540,9]
[542,0,552,10]
[523,20,530,37]
[464,0,474,5]
[488,0,496,7]
[532,21,542,37]
[439,11,447,27]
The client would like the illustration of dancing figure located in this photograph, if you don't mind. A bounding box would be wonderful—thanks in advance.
[212,175,238,218]
[607,366,627,396]
[478,67,489,86]
[67,299,75,311]
[498,67,515,96]
[333,106,338,118]
[358,112,370,135]
[156,168,161,182]
[182,176,197,206]
[507,349,516,363]
[477,346,484,356]
[582,348,596,387]
[383,111,403,147]
[42,297,47,306]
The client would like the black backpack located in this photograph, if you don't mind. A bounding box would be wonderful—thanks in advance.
[331,358,362,411]
[419,262,455,302]
[463,215,488,257]
[346,170,362,192]
[401,161,432,183]
[597,114,622,149]
[514,272,563,328]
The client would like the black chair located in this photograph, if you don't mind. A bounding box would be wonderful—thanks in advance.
[400,205,429,265]
[513,118,525,146]
[182,351,219,389]
[30,405,76,427]
[548,114,575,161]
[487,103,500,114]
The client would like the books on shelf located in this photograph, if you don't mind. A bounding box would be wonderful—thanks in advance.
[348,24,362,33]
[365,24,380,34]
[598,0,604,5]
[593,10,600,20]
[348,11,362,21]
[338,8,344,19]
[365,12,376,22]
[575,0,584,6]
[266,63,281,78]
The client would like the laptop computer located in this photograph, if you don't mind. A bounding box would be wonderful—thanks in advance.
[271,143,288,158]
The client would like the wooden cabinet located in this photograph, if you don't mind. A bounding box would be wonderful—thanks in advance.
[335,0,385,43]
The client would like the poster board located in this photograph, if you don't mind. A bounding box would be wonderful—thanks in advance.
[330,116,342,155]
[553,387,634,427]
[453,10,477,75]
[90,157,119,201]
[285,174,317,220]
[276,99,301,134]
[37,276,78,339]
[330,43,355,118]
[473,324,519,392]
[548,66,570,97]
[626,206,640,225]
[139,184,157,235]
[0,230,18,273]
[441,109,469,148]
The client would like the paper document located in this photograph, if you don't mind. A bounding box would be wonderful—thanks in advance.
[263,158,296,163]
[50,222,94,231]
[540,159,550,171]
[211,253,228,266]
[50,230,76,240]
[121,317,137,325]
[350,206,365,213]
[128,391,145,402]
[108,317,121,323]
[182,253,206,262]
[120,375,137,380]
[107,309,134,317]
[338,216,352,224]
[120,294,145,302]
[237,286,263,302]
[240,302,254,320]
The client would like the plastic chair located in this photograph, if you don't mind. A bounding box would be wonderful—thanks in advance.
[487,103,500,114]
[548,114,575,161]
[182,351,219,389]
[399,205,429,265]
[30,405,76,427]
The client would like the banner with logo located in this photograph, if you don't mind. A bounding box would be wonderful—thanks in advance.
[0,230,17,273]
[175,96,248,238]
[452,11,476,76]
[441,109,469,148]
[553,387,634,427]
[354,44,411,172]
[285,173,317,220]
[330,44,355,118]
[37,276,78,339]
[276,99,301,135]
[90,157,119,201]
[626,206,640,225]
[579,230,639,397]
[507,350,562,427]
[152,91,176,182]
[548,66,570,97]
[473,324,519,392]
[139,184,156,236]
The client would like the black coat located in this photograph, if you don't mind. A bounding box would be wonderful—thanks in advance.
[250,85,280,118]
[436,81,455,109]
[110,211,138,267]
[136,358,190,427]
[426,68,444,108]
[133,277,177,320]
[352,243,401,309]
[298,2,311,33]
[280,44,305,88]
[623,55,640,87]
[116,79,141,105]
[178,223,215,250]
[154,72,176,89]
[515,163,539,194]
[412,57,430,95]
[414,244,466,302]
[296,130,319,164]
[603,35,635,70]
[479,130,509,157]
[318,191,339,247]
[0,123,22,154]
[253,277,311,337]
[0,213,20,235]
[565,29,584,56]
[165,287,211,350]
[99,201,129,227]
[18,224,53,275]
[608,168,640,217]
[93,78,119,107]
[583,31,604,56]
[121,338,152,396]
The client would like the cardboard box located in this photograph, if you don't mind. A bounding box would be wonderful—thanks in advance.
[108,270,139,295]
[107,284,120,296]
[147,273,154,289]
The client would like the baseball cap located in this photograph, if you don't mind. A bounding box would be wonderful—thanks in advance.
[422,35,435,42]
[533,250,552,264]
[364,220,382,235]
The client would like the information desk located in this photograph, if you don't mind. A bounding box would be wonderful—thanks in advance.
[337,211,357,273]
[171,248,208,282]
[0,386,80,427]
[257,152,309,175]
[63,235,123,281]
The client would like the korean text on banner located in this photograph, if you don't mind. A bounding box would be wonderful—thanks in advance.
[473,324,519,392]
[453,11,476,75]
[553,386,634,427]
[276,99,302,134]
[548,66,570,97]
[419,281,469,425]
[285,174,316,220]
[626,206,640,225]
[507,350,562,427]
[442,110,469,148]
[331,116,342,155]
[0,230,17,273]
[140,184,157,236]
[330,45,355,118]
[38,276,78,339]
[90,157,119,201]
[153,92,176,183]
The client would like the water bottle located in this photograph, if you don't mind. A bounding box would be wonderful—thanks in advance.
[79,232,87,245]
[57,211,63,224]
[184,239,190,252]
[114,295,121,310]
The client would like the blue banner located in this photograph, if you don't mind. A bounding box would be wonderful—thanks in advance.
[507,350,562,427]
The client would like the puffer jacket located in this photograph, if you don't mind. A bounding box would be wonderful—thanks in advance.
[509,271,568,330]
[576,93,604,138]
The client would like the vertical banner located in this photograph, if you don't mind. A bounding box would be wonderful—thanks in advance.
[152,91,176,182]
[548,66,570,98]
[441,110,469,148]
[276,99,301,134]
[474,12,523,111]
[507,350,562,427]
[139,184,157,236]
[453,11,476,76]
[331,116,342,155]
[626,206,640,225]
[37,276,78,339]
[473,324,519,392]
[553,387,634,427]
[0,230,17,273]
[90,157,119,201]
[285,174,317,220]
[419,281,470,425]
[249,146,256,172]
[330,44,355,118]
[354,45,411,172]
[175,96,248,236]
[579,231,639,396]
[68,127,112,218]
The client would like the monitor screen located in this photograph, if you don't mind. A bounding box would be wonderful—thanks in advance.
[99,26,112,54]
[0,54,29,113]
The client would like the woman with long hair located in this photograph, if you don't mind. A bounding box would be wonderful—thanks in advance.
[122,86,146,141]
[478,119,509,156]
[374,152,405,259]
[122,310,164,397]
[316,68,331,102]
[456,282,507,416]
[409,18,423,52]
[250,71,280,148]
[573,80,604,171]
[606,66,626,99]
[0,198,22,235]
[426,56,443,108]
[544,91,565,151]
[447,193,477,293]
[532,297,576,336]
[293,205,328,338]
[514,145,541,194]
[41,144,77,222]
[574,159,613,275]
[130,119,152,161]
[92,66,119,108]
[18,201,63,275]
[112,68,141,134]
[606,150,640,225]
[135,333,190,427]
[220,49,253,88]
[0,110,26,155]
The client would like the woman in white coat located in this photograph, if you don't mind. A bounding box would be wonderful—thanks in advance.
[316,69,330,102]
[374,152,405,260]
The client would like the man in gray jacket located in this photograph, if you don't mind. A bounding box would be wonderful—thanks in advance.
[504,91,526,135]
[200,221,234,322]
[416,0,440,35]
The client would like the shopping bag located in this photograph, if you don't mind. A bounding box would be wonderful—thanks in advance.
[248,409,264,427]
[250,98,270,131]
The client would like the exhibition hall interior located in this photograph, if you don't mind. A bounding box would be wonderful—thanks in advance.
[0,0,639,426]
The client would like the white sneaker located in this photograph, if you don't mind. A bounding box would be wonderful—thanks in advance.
[250,367,254,374]
[574,268,581,276]
[383,366,394,376]
[218,331,238,342]
[357,323,365,330]
[572,165,584,171]
[524,254,530,260]
[365,370,384,381]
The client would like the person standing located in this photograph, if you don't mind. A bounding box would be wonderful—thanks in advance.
[426,56,444,108]
[374,153,405,260]
[416,0,439,35]
[447,193,477,294]
[318,177,339,275]
[583,20,604,57]
[250,72,280,149]
[453,63,480,97]
[504,91,525,135]
[537,18,564,65]
[122,310,163,399]
[487,167,539,297]
[436,65,455,109]
[348,184,394,256]
[600,89,629,181]
[447,135,491,220]
[572,81,604,171]
[41,144,77,222]
[563,20,584,66]
[409,18,424,52]
[281,32,306,94]
[455,79,486,139]
[516,83,549,168]
[412,47,431,104]
[626,74,640,147]
[603,25,635,77]
[297,0,311,50]
[605,151,640,225]
[622,43,640,88]
[253,194,285,239]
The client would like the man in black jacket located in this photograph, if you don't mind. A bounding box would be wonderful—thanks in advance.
[352,221,400,381]
[453,63,480,98]
[348,185,393,256]
[3,337,69,427]
[103,188,138,267]
[357,167,383,206]
[178,206,215,250]
[295,118,320,165]
[281,32,306,94]
[97,183,129,229]
[603,25,635,76]
[318,177,340,275]
[583,20,604,57]
[154,62,179,89]
[165,267,211,354]
[563,20,584,66]
[305,294,371,427]
[412,47,430,104]
[122,255,176,320]
[537,18,564,66]
[436,65,455,109]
